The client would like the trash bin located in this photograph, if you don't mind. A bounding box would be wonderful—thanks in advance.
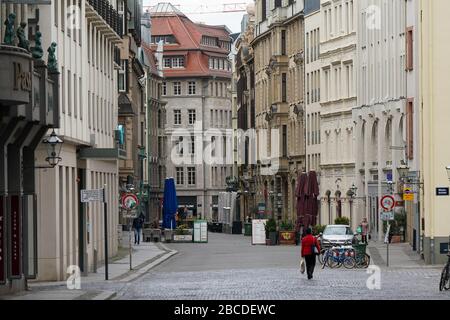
[244,223,252,236]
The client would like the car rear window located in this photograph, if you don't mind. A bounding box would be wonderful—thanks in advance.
[324,226,351,235]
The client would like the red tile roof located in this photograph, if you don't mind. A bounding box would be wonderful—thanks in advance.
[147,10,232,79]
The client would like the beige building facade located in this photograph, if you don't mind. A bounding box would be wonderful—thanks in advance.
[252,0,305,222]
[319,0,357,228]
[419,0,450,264]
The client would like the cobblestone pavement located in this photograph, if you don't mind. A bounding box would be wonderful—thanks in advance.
[112,233,450,300]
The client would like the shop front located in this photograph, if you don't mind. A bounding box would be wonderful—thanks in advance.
[0,44,59,294]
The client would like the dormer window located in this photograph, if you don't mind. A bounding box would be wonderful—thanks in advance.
[163,56,185,69]
[202,36,219,47]
[151,35,176,44]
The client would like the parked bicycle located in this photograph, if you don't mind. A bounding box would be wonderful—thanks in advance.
[321,240,356,269]
[353,243,371,269]
[439,236,450,292]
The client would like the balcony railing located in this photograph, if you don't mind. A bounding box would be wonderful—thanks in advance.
[87,0,122,37]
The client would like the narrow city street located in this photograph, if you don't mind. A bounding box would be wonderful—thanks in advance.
[109,233,449,300]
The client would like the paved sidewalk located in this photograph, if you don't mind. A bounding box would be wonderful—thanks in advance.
[367,241,432,269]
[1,239,177,300]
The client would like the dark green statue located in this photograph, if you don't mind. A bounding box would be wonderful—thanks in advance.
[31,31,43,60]
[47,42,58,72]
[3,13,16,45]
[17,22,30,51]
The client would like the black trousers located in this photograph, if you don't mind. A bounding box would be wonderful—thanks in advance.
[305,255,316,278]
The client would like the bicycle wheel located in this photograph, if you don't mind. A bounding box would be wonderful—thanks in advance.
[318,250,325,265]
[328,251,341,269]
[322,250,331,269]
[439,265,449,292]
[356,254,371,269]
[343,257,356,269]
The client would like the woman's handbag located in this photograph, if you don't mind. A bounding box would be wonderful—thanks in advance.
[312,245,319,255]
[300,258,306,274]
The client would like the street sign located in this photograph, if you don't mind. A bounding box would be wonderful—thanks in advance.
[380,195,395,211]
[122,194,139,211]
[381,211,395,221]
[81,189,104,203]
[403,186,414,201]
[436,187,450,196]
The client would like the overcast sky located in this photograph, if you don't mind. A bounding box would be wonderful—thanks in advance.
[143,0,253,33]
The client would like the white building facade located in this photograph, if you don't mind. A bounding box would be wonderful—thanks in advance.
[353,0,408,242]
[34,0,122,280]
[319,0,358,228]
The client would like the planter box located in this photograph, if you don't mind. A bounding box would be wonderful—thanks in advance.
[173,234,193,242]
[279,231,296,245]
[390,235,402,244]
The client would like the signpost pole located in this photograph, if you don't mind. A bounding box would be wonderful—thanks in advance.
[129,216,132,270]
[103,188,108,281]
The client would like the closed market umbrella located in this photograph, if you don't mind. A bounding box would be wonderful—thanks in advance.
[304,171,320,228]
[163,178,178,229]
[295,173,308,233]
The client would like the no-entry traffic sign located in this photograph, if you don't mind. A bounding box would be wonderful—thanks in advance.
[380,195,395,211]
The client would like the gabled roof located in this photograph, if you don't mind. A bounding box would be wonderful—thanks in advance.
[146,3,232,79]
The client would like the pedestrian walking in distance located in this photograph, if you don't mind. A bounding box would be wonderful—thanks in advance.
[301,228,321,280]
[360,217,369,244]
[133,213,145,245]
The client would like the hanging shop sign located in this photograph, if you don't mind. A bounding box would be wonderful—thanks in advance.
[403,186,415,201]
[10,195,21,278]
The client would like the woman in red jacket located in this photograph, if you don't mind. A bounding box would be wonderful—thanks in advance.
[301,228,321,280]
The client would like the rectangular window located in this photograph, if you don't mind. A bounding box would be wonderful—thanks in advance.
[74,73,77,118]
[281,30,286,56]
[262,0,266,20]
[282,125,287,157]
[189,136,195,155]
[88,91,91,128]
[118,60,126,92]
[163,58,171,68]
[209,58,214,69]
[176,167,184,185]
[172,57,185,68]
[188,109,196,125]
[406,99,414,160]
[174,110,181,125]
[188,82,196,95]
[188,167,196,185]
[282,73,287,103]
[68,70,72,116]
[79,77,83,120]
[61,67,65,114]
[173,82,181,95]
[406,27,414,71]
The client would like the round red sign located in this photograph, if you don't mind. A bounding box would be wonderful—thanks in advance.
[380,195,395,211]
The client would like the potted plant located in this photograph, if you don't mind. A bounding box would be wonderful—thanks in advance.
[334,216,350,226]
[173,224,193,242]
[264,218,278,246]
[278,220,296,245]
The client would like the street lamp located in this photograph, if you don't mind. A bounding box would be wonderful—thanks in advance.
[398,165,410,181]
[42,129,63,167]
[347,184,358,227]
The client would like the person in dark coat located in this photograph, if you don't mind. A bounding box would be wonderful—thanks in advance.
[301,228,321,280]
[133,212,145,245]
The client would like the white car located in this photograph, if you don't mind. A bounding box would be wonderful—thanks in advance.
[320,225,357,248]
